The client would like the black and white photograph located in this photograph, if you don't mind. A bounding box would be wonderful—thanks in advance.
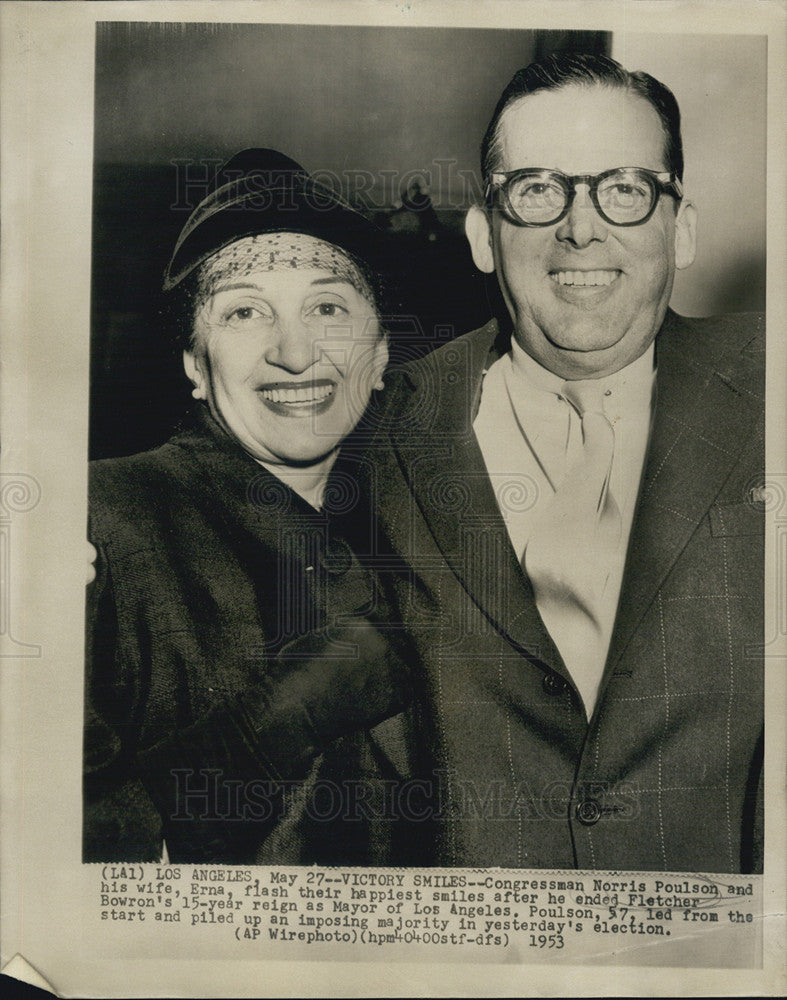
[1,2,784,996]
[85,20,766,872]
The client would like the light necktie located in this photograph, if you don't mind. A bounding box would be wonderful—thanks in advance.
[523,379,622,714]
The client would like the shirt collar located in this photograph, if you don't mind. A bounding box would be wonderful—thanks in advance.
[508,336,656,413]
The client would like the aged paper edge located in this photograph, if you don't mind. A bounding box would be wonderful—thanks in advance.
[0,1,785,997]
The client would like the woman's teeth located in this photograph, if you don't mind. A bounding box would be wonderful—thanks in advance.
[260,384,335,404]
[550,269,619,287]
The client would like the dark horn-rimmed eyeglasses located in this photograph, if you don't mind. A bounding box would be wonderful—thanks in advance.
[485,166,684,228]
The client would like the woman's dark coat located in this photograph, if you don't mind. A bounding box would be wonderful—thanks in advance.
[84,409,422,865]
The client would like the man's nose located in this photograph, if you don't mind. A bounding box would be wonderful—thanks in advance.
[264,317,316,373]
[554,187,608,249]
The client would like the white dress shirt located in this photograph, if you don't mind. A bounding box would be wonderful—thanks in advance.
[473,337,656,715]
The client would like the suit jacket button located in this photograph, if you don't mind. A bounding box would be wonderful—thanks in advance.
[576,799,602,825]
[320,538,353,576]
[542,672,567,696]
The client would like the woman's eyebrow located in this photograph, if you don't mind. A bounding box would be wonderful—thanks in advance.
[210,278,351,293]
[310,276,351,287]
[209,281,262,294]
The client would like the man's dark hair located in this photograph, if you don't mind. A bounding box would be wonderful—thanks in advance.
[480,52,684,182]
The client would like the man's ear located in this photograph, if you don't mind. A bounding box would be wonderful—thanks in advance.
[674,199,697,271]
[465,205,496,274]
[183,349,207,400]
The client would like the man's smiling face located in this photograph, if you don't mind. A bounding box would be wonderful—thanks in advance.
[466,84,696,378]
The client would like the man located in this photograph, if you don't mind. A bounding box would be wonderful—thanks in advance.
[349,53,763,873]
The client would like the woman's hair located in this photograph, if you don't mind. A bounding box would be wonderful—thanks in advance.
[160,268,202,352]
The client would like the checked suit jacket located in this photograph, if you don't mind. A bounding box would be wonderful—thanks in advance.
[343,308,765,874]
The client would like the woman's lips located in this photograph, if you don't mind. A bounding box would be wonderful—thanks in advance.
[256,379,337,416]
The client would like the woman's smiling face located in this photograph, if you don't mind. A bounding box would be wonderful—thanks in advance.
[184,252,387,467]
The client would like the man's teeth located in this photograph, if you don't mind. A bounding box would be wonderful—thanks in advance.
[551,269,619,287]
[260,384,335,404]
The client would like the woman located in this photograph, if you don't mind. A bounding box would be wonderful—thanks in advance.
[84,149,418,865]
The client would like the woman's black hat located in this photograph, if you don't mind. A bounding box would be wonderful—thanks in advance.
[164,148,388,291]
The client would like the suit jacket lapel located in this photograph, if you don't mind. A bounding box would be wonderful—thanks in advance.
[607,311,762,670]
[178,408,326,554]
[387,322,566,674]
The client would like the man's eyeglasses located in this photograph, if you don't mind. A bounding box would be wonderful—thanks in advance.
[485,167,683,228]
